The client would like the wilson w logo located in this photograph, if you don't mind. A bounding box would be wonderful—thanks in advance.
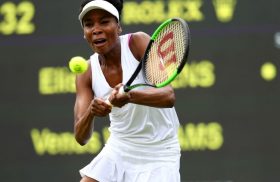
[158,31,176,70]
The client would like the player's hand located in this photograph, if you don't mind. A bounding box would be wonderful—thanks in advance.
[89,98,112,117]
[109,83,130,108]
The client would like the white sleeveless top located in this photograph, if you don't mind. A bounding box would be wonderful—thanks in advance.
[90,34,180,159]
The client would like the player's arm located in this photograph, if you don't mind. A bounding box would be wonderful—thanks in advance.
[129,86,175,107]
[110,84,175,108]
[74,63,111,145]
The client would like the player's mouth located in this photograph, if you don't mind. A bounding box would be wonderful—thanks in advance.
[93,38,107,47]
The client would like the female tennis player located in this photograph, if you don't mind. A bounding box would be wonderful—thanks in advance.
[74,0,181,181]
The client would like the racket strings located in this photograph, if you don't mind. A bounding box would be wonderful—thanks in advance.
[145,21,187,85]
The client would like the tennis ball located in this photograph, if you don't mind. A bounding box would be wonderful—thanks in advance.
[69,56,88,74]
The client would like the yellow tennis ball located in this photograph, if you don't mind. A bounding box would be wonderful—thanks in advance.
[69,56,88,74]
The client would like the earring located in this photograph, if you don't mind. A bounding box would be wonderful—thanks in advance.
[83,35,86,39]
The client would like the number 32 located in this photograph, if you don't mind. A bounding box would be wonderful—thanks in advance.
[0,1,35,35]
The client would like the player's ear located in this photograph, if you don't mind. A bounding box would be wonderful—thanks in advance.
[117,23,122,35]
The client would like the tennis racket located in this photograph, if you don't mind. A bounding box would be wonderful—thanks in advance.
[106,17,191,105]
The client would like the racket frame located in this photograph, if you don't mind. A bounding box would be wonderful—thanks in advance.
[124,17,191,92]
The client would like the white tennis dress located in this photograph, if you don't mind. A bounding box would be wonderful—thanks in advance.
[80,34,181,182]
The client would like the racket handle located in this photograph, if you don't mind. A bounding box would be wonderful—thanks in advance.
[105,99,113,107]
[118,85,125,95]
[105,86,125,107]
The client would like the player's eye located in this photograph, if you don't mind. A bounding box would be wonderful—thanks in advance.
[83,21,93,28]
[100,19,110,25]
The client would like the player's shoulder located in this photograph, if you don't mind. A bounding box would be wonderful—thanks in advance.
[76,59,92,86]
[128,32,150,61]
[130,31,150,42]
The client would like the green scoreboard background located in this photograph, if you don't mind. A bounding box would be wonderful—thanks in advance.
[0,0,279,181]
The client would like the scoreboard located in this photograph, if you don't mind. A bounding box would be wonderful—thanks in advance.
[0,0,279,182]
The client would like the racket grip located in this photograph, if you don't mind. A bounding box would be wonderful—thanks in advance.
[105,86,125,107]
[118,85,125,95]
[105,99,113,107]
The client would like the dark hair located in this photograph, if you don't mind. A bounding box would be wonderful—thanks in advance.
[79,0,123,20]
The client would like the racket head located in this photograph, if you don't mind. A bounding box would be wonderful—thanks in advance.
[142,18,191,88]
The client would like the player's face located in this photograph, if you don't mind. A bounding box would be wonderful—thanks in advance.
[82,9,121,54]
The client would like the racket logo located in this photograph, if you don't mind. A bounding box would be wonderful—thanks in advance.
[157,31,176,71]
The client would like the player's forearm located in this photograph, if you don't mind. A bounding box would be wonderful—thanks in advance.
[128,86,175,108]
[74,109,95,146]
